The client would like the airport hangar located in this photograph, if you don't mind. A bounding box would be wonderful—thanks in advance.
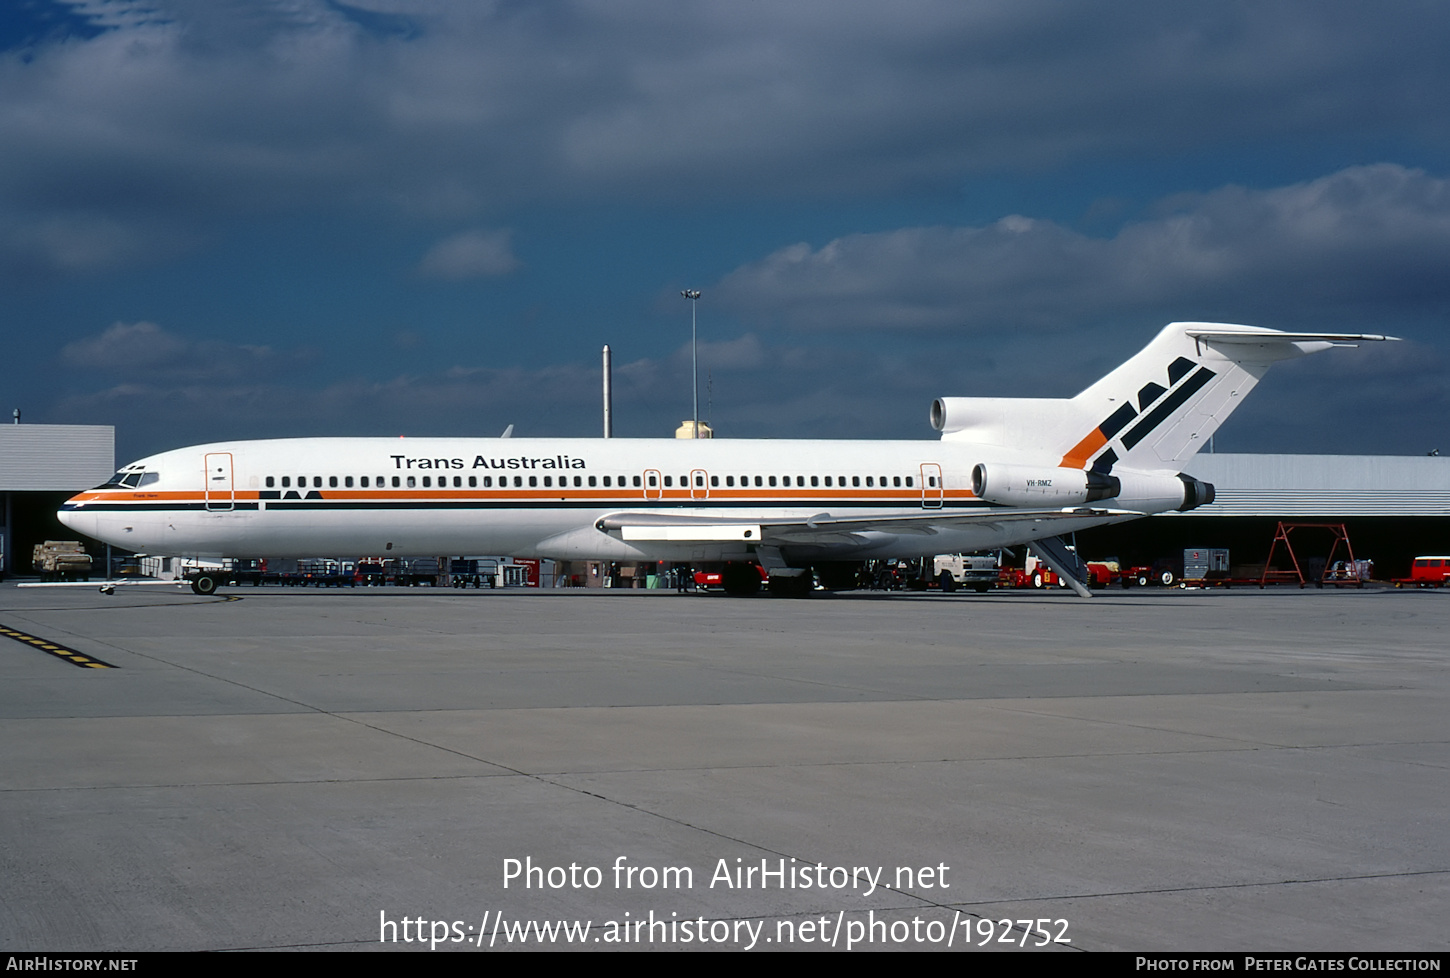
[1077,452,1450,580]
[0,423,113,579]
[1,422,1446,580]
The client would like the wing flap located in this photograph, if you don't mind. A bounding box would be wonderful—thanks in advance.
[598,507,1142,545]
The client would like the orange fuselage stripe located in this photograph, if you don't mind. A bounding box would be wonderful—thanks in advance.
[74,488,979,504]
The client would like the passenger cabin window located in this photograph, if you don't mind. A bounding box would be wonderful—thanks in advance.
[330,476,338,488]
[266,476,276,488]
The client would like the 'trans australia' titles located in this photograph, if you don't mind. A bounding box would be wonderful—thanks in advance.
[392,454,588,470]
[504,856,952,897]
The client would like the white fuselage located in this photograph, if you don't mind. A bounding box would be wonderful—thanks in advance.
[64,323,1379,569]
[58,435,1162,564]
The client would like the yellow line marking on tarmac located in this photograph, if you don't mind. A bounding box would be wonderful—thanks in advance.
[0,623,117,668]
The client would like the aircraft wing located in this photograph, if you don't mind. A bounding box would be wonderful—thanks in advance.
[597,506,1143,546]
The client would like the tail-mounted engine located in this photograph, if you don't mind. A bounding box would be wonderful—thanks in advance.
[972,463,1214,512]
[970,463,1120,506]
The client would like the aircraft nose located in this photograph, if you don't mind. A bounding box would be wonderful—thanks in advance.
[57,501,96,538]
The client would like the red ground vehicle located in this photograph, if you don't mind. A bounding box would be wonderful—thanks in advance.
[694,563,769,591]
[1001,554,1118,589]
[1394,556,1450,588]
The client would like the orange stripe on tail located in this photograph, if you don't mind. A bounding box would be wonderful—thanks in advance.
[1059,429,1107,469]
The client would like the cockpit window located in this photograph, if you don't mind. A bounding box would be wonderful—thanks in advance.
[95,469,155,490]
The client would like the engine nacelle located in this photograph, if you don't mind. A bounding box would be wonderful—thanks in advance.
[930,397,970,433]
[1108,470,1216,513]
[972,464,1215,513]
[931,396,1063,437]
[971,463,1121,506]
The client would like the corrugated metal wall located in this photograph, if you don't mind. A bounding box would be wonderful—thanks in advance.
[1173,454,1450,517]
[0,425,115,492]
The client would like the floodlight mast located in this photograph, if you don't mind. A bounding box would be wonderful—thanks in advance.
[680,289,702,438]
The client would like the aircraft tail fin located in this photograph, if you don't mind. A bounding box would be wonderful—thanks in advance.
[934,322,1394,470]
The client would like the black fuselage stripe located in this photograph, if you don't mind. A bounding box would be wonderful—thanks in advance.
[63,503,261,512]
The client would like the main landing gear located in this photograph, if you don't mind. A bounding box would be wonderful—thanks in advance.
[721,562,763,597]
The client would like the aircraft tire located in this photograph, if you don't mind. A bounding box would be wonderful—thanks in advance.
[768,573,813,598]
[815,561,863,591]
[722,563,762,597]
[191,574,219,596]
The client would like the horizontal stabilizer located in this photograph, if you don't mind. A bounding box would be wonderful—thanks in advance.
[1183,329,1398,346]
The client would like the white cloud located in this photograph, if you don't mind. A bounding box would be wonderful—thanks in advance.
[48,320,1446,460]
[416,227,520,280]
[59,320,313,379]
[713,165,1450,333]
[2,2,1447,275]
[60,321,188,369]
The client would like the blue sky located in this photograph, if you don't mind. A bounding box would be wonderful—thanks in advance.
[3,0,1447,462]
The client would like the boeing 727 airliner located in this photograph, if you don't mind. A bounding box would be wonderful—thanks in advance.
[58,323,1391,595]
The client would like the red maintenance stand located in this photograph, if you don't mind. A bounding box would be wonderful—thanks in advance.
[1259,522,1360,588]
